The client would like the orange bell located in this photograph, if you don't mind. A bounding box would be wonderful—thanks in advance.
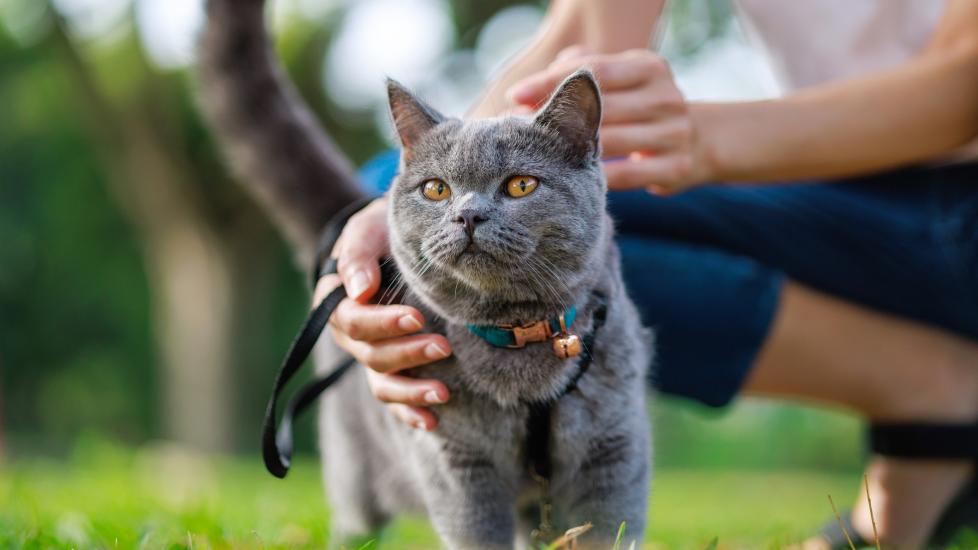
[552,333,581,359]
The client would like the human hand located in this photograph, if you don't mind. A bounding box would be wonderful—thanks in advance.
[508,48,711,195]
[315,196,452,430]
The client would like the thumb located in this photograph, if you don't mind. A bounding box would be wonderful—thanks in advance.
[335,199,389,302]
[340,259,380,303]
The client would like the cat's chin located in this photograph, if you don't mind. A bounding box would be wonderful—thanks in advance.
[454,247,501,271]
[415,284,578,329]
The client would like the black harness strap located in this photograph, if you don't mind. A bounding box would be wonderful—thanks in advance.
[524,297,608,483]
[524,297,607,543]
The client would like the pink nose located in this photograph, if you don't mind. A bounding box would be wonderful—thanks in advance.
[454,209,487,238]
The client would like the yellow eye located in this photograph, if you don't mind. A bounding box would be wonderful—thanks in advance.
[506,175,539,198]
[422,179,452,201]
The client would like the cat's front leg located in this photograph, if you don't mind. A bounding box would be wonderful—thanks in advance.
[417,452,518,550]
[556,430,651,548]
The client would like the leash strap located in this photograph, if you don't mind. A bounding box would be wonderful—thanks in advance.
[261,198,374,479]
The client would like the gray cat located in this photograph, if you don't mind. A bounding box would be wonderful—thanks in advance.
[195,1,652,545]
[316,71,653,549]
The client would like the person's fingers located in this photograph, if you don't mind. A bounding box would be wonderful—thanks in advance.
[603,154,693,192]
[332,331,453,374]
[555,44,590,62]
[508,50,667,106]
[330,299,425,342]
[365,369,449,406]
[600,86,686,124]
[387,403,439,430]
[600,120,692,158]
[334,198,389,302]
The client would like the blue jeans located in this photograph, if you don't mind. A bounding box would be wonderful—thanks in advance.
[360,150,978,407]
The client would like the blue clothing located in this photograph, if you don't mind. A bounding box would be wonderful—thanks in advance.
[359,152,978,408]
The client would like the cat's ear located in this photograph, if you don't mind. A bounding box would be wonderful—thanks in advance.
[534,69,602,162]
[387,79,445,155]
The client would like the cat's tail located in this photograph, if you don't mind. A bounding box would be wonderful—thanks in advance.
[196,0,365,266]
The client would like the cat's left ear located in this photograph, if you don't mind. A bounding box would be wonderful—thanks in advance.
[534,69,602,162]
[387,79,445,156]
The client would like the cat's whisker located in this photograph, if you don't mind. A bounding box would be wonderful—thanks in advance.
[527,256,569,307]
[523,259,560,307]
[379,255,423,305]
[535,255,573,297]
[379,271,406,305]
[523,257,564,309]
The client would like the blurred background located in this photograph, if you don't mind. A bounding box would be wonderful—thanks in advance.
[0,0,867,547]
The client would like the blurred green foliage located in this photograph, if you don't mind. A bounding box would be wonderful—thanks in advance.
[0,24,158,447]
[0,0,865,478]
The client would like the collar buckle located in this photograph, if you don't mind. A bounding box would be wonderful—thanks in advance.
[501,321,552,348]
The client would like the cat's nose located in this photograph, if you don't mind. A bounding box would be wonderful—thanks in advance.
[454,209,488,239]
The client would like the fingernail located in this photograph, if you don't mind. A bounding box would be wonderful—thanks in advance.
[424,342,450,360]
[347,270,369,299]
[424,390,444,404]
[398,315,423,332]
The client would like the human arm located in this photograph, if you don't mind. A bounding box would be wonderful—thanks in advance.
[695,3,978,185]
[469,0,664,118]
[508,0,978,192]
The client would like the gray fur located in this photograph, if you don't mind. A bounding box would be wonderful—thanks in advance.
[318,71,653,549]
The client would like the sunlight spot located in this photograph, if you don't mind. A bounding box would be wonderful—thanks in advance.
[51,0,130,39]
[134,0,204,69]
[324,0,453,110]
[474,4,543,78]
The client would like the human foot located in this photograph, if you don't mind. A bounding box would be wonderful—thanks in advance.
[809,341,978,549]
[848,457,975,548]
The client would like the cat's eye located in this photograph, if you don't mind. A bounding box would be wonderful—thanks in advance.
[422,179,452,201]
[506,176,539,198]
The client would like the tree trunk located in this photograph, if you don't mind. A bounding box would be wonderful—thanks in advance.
[48,12,239,452]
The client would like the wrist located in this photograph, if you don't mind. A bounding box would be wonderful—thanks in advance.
[688,103,724,184]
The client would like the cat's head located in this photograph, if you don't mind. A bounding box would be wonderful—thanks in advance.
[386,70,608,325]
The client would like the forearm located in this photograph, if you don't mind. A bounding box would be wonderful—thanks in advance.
[698,42,978,182]
[469,0,664,118]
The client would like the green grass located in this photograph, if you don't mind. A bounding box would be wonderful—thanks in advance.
[0,439,876,549]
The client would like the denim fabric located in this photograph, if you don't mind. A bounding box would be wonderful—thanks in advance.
[360,151,978,407]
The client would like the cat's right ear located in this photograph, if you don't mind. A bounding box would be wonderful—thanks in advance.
[387,79,445,157]
[534,69,602,163]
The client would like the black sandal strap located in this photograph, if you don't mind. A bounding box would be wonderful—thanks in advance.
[819,510,868,549]
[870,422,978,460]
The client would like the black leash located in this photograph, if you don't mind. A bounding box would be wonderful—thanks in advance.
[261,197,375,479]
